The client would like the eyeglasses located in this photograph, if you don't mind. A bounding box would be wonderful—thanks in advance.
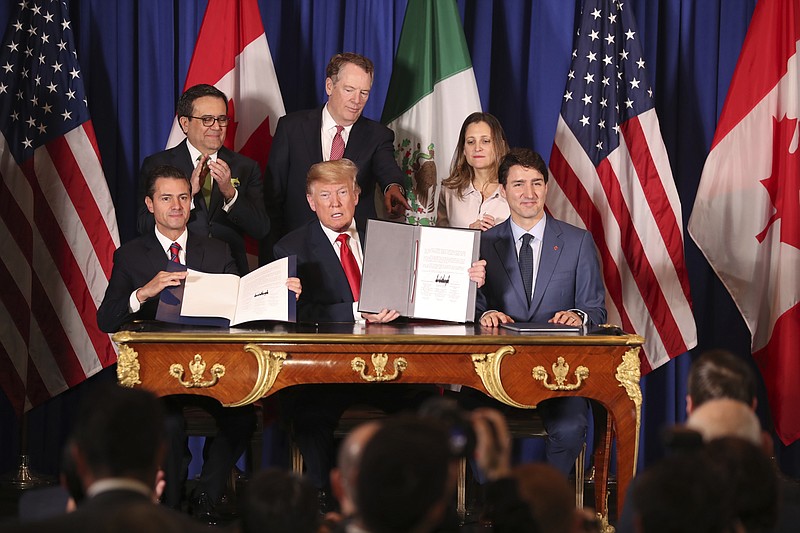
[187,115,230,127]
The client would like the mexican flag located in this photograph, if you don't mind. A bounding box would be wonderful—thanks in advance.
[382,0,481,226]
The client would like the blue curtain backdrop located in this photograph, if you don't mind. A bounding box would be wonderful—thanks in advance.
[3,0,798,479]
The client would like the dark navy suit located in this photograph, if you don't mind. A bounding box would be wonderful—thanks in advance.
[138,140,269,274]
[96,231,254,508]
[273,220,431,493]
[264,107,403,261]
[476,216,606,475]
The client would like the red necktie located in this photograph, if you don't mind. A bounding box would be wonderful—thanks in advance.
[169,242,182,264]
[336,233,361,301]
[330,125,345,160]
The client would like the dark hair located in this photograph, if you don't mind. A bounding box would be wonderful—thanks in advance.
[356,416,452,533]
[176,83,228,119]
[632,449,738,533]
[71,384,165,485]
[498,148,549,185]
[326,52,374,82]
[241,469,320,533]
[688,349,757,407]
[443,112,509,196]
[706,437,778,532]
[145,164,190,199]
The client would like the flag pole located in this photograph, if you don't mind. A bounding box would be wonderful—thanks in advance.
[0,411,53,490]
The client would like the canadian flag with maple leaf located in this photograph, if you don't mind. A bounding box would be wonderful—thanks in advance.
[689,0,800,444]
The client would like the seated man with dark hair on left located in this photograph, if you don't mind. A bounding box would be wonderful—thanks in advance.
[97,164,301,523]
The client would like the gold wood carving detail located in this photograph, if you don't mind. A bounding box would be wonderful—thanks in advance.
[227,345,288,407]
[116,344,141,388]
[169,354,225,388]
[531,357,589,391]
[351,353,407,382]
[616,346,643,474]
[471,346,535,409]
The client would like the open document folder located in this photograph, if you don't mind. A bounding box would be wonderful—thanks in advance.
[156,256,297,327]
[359,220,480,323]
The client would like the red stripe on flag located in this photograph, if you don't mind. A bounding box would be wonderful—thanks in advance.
[713,0,800,147]
[47,134,116,279]
[183,0,265,89]
[595,157,687,358]
[0,256,50,410]
[753,302,800,445]
[26,154,116,370]
[621,117,693,305]
[549,145,640,344]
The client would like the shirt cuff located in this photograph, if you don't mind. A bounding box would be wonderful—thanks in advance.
[129,290,143,313]
[569,308,588,325]
[383,183,405,195]
[222,188,238,212]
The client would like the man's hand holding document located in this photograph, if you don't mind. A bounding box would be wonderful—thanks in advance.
[157,256,299,327]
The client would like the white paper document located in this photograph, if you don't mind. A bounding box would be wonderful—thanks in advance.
[180,256,296,325]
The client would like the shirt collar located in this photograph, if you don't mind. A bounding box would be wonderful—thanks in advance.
[185,140,218,164]
[319,218,359,247]
[322,104,354,136]
[154,227,188,255]
[86,478,153,499]
[510,213,547,244]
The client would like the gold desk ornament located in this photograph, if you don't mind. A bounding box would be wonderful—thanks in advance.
[227,345,288,407]
[471,346,535,409]
[116,344,141,388]
[351,353,407,382]
[616,346,643,472]
[531,356,589,391]
[169,354,226,388]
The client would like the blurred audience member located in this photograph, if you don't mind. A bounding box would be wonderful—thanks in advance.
[240,468,320,533]
[687,349,758,413]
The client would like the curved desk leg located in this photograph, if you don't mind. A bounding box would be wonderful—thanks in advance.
[591,402,612,519]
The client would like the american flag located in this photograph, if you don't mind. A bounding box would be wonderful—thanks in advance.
[0,0,119,413]
[548,0,697,372]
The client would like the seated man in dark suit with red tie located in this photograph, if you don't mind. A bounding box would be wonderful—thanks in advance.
[98,164,300,522]
[273,159,486,510]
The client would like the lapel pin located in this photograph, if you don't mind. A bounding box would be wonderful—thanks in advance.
[553,245,559,251]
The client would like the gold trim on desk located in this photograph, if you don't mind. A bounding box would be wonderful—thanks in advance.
[112,329,645,347]
[351,353,408,382]
[532,356,590,391]
[616,346,642,474]
[471,346,536,409]
[116,344,141,387]
[226,345,287,407]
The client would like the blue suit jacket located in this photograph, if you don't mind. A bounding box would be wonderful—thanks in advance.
[476,217,606,325]
[273,220,365,323]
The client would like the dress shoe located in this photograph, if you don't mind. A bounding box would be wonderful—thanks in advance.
[190,491,222,525]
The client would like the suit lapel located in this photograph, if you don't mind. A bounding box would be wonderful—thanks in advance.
[309,222,353,301]
[302,109,324,162]
[530,218,564,317]
[343,117,368,162]
[494,220,530,312]
[144,233,170,272]
[185,232,204,270]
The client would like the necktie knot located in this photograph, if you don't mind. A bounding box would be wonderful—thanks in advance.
[169,242,182,264]
[330,125,345,160]
[521,233,533,247]
[336,233,361,301]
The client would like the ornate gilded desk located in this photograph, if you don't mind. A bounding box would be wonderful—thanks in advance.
[112,322,642,522]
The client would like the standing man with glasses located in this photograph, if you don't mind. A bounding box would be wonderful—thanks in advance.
[138,84,269,274]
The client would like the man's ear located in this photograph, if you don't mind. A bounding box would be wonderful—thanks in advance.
[499,184,507,199]
[306,194,317,213]
[145,196,155,214]
[685,394,693,415]
[325,77,334,97]
[178,116,189,135]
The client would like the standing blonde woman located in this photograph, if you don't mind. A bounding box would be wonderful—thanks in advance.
[437,112,510,230]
